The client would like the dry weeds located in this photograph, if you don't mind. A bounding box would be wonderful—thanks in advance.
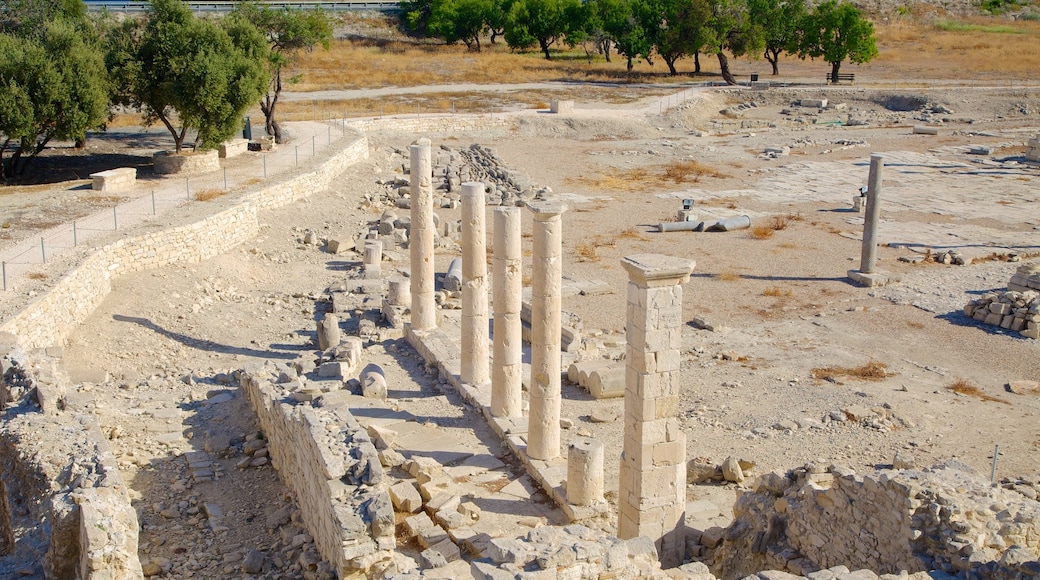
[26,272,47,280]
[762,286,792,297]
[875,18,1040,78]
[716,271,742,281]
[947,379,1010,405]
[811,360,891,382]
[749,226,775,239]
[194,190,227,202]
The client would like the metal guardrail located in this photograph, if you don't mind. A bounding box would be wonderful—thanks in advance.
[84,1,400,13]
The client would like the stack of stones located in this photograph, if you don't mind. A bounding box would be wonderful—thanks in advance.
[378,144,547,209]
[963,263,1040,339]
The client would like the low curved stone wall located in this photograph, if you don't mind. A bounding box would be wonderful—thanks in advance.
[153,149,220,174]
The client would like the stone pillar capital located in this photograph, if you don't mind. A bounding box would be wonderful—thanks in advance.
[621,254,695,288]
[527,200,568,220]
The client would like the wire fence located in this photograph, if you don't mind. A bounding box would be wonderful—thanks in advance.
[1,121,350,292]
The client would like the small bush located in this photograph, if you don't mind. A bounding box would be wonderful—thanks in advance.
[947,379,1009,404]
[811,360,891,382]
[194,189,226,202]
[749,226,775,239]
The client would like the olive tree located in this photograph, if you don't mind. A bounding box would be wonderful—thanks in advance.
[107,0,268,153]
[797,0,877,83]
[228,2,331,144]
[0,6,109,180]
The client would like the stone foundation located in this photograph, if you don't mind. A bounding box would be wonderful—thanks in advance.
[153,149,220,175]
[218,138,249,158]
[1026,134,1040,162]
[707,462,1040,579]
[0,345,143,579]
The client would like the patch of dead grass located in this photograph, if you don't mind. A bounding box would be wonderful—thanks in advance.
[749,225,775,239]
[617,228,648,241]
[716,271,742,281]
[811,360,891,382]
[946,379,1009,405]
[26,272,47,280]
[194,189,226,202]
[763,286,792,297]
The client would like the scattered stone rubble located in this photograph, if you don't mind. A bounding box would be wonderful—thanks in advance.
[703,461,1040,580]
[962,263,1040,339]
[373,143,548,210]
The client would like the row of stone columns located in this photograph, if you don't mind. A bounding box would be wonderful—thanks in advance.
[407,139,690,567]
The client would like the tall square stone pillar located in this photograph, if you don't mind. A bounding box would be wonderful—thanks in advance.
[526,200,567,460]
[617,254,694,569]
[409,139,437,331]
[461,182,490,386]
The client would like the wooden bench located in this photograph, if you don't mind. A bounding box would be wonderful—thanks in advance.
[825,73,855,84]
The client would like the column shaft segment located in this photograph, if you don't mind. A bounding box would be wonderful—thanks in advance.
[461,182,490,386]
[860,154,885,274]
[617,253,695,569]
[492,206,523,418]
[409,139,436,331]
[526,200,567,460]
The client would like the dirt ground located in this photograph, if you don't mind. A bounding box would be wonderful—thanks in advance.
[2,81,1040,576]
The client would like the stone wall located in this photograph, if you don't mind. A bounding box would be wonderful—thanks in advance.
[0,346,143,579]
[0,133,368,350]
[707,462,1040,579]
[343,114,510,134]
[239,364,394,576]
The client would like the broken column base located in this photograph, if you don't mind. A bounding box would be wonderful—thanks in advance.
[847,269,901,288]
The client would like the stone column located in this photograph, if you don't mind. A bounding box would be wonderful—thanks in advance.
[409,139,436,331]
[492,206,522,418]
[363,241,382,279]
[859,154,884,274]
[526,200,567,461]
[461,182,490,386]
[617,253,695,569]
[567,438,604,506]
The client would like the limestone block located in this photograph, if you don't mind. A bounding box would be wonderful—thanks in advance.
[366,424,397,449]
[721,457,744,483]
[551,100,575,114]
[426,492,461,515]
[800,98,827,108]
[458,502,481,522]
[89,167,136,192]
[407,456,444,480]
[404,512,435,537]
[326,238,354,254]
[912,125,939,135]
[218,138,249,158]
[390,482,423,513]
[567,438,605,506]
[444,258,463,291]
[427,537,462,563]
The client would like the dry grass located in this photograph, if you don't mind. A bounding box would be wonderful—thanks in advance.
[946,379,1009,405]
[575,242,599,262]
[716,271,742,281]
[763,286,792,297]
[661,160,728,183]
[770,215,790,231]
[617,228,648,241]
[193,189,227,202]
[83,195,128,204]
[811,360,891,382]
[874,18,1040,78]
[749,225,775,239]
[26,272,47,280]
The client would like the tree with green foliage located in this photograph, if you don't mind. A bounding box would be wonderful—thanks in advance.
[747,0,806,75]
[797,0,877,83]
[702,0,762,85]
[503,0,583,59]
[0,4,109,180]
[107,0,268,153]
[427,0,497,50]
[595,0,653,71]
[652,0,712,75]
[228,2,331,144]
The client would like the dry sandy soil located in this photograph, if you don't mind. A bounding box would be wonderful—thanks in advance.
[1,81,1039,577]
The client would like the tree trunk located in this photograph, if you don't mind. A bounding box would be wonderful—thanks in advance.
[539,38,552,60]
[262,68,287,144]
[600,39,611,62]
[694,52,701,74]
[766,49,780,75]
[490,28,502,44]
[626,55,634,72]
[664,55,678,75]
[830,61,841,83]
[717,51,737,85]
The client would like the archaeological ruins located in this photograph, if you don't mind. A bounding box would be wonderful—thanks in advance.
[1,86,1040,580]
